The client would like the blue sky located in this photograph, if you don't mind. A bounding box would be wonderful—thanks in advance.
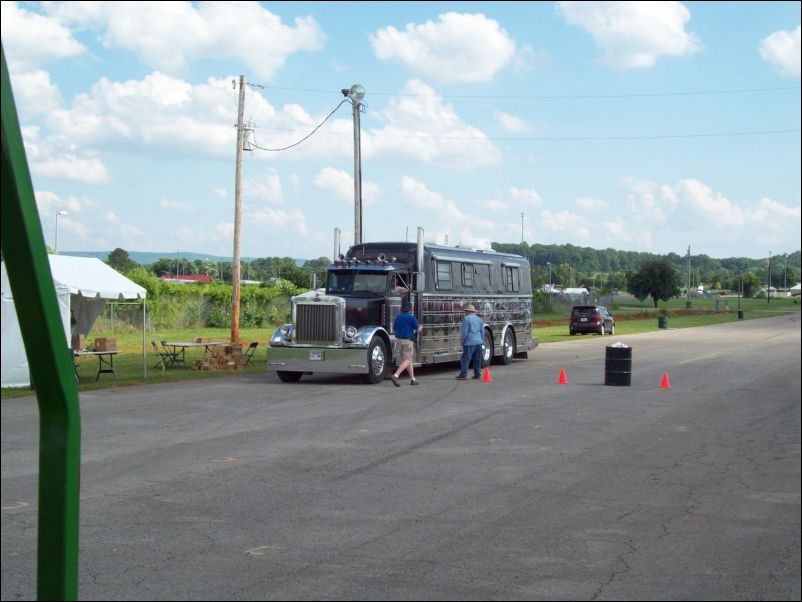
[2,1,800,261]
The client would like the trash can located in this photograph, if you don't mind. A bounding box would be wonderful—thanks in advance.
[658,316,668,329]
[605,345,632,386]
[738,310,744,320]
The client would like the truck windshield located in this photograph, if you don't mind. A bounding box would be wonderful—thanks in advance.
[327,271,389,295]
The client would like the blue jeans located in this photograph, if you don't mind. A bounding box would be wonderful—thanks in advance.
[459,344,483,377]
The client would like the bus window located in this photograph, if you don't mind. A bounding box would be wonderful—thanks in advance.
[461,263,474,287]
[436,261,452,290]
[503,265,520,292]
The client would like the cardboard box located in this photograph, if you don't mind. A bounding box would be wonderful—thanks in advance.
[71,334,86,350]
[94,337,117,351]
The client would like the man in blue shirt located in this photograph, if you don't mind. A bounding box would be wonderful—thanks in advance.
[391,303,423,386]
[457,304,484,380]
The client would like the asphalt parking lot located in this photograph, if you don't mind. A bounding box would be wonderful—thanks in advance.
[2,313,800,600]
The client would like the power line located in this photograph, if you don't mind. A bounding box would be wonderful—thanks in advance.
[249,126,800,143]
[249,98,349,151]
[260,84,800,101]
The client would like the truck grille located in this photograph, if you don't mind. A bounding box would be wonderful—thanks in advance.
[295,303,339,344]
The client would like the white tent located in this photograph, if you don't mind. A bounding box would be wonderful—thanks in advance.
[1,255,146,388]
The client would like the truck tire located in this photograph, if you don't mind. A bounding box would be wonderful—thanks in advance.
[481,329,494,368]
[364,337,388,384]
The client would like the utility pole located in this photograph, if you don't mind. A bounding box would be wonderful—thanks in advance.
[342,84,365,246]
[232,75,245,343]
[521,212,524,244]
[686,245,691,308]
[767,250,772,305]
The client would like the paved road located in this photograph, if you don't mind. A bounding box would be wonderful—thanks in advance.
[2,313,800,600]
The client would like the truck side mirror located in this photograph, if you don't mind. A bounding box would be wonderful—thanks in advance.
[413,272,425,292]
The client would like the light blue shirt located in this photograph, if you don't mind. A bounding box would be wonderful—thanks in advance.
[460,312,484,345]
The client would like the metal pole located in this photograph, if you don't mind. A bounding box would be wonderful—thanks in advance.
[686,246,691,307]
[232,75,246,342]
[521,212,524,244]
[352,97,362,246]
[767,251,771,304]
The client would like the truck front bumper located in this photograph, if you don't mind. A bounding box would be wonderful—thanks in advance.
[267,346,369,374]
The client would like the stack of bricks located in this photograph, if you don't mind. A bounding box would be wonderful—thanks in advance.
[192,342,244,371]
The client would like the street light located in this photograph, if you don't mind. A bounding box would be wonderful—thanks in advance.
[342,84,365,246]
[521,212,525,244]
[547,262,551,286]
[55,210,68,253]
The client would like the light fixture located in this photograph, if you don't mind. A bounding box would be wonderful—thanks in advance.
[349,84,365,102]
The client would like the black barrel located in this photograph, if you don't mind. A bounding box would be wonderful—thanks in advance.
[605,345,632,386]
[738,309,744,320]
[658,316,668,329]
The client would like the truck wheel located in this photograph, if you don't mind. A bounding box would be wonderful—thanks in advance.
[364,337,387,384]
[496,329,515,365]
[277,371,302,383]
[481,329,494,368]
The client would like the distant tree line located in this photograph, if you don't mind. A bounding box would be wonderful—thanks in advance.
[104,244,800,301]
[106,248,329,290]
[493,242,801,294]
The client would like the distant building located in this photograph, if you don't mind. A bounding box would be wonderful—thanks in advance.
[159,274,211,284]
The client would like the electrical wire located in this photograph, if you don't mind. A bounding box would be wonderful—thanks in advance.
[261,84,800,101]
[248,125,800,143]
[249,98,350,152]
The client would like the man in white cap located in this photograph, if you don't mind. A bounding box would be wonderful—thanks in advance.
[456,304,484,380]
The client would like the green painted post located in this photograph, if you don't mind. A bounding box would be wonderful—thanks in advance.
[2,45,81,600]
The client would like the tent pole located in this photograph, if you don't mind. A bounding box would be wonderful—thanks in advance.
[143,300,147,380]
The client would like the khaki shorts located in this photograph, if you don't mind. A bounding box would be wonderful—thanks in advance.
[396,339,414,362]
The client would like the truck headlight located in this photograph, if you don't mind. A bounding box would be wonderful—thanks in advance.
[279,324,292,341]
[345,325,358,340]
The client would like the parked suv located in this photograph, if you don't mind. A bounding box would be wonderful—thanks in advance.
[569,305,615,336]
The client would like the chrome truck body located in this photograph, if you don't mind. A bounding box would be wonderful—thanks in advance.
[268,227,537,383]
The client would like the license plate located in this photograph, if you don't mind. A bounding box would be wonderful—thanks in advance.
[309,351,324,361]
[580,317,587,322]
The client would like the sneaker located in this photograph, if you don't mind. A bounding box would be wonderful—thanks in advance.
[391,374,401,387]
[410,379,419,386]
[455,374,467,380]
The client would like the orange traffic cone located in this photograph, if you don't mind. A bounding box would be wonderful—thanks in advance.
[557,369,568,384]
[481,367,493,382]
[659,372,671,389]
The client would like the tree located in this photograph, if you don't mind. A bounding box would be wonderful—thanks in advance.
[107,248,139,273]
[629,260,682,307]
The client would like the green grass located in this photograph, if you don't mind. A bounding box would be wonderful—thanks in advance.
[534,296,800,343]
[2,298,799,399]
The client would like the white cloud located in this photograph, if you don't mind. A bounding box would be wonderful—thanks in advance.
[370,13,517,83]
[398,176,495,238]
[43,1,325,80]
[245,170,284,204]
[495,111,535,133]
[575,197,608,211]
[40,72,238,158]
[313,167,382,206]
[369,79,501,169]
[0,2,85,72]
[759,26,801,78]
[509,187,543,207]
[669,178,745,228]
[557,1,700,69]
[9,70,63,119]
[539,209,591,242]
[159,198,194,212]
[246,207,310,239]
[31,154,110,185]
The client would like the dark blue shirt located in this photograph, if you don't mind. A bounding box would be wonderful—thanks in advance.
[394,311,420,340]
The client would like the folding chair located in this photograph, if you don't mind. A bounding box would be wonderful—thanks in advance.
[160,340,184,368]
[243,341,258,366]
[151,340,173,371]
